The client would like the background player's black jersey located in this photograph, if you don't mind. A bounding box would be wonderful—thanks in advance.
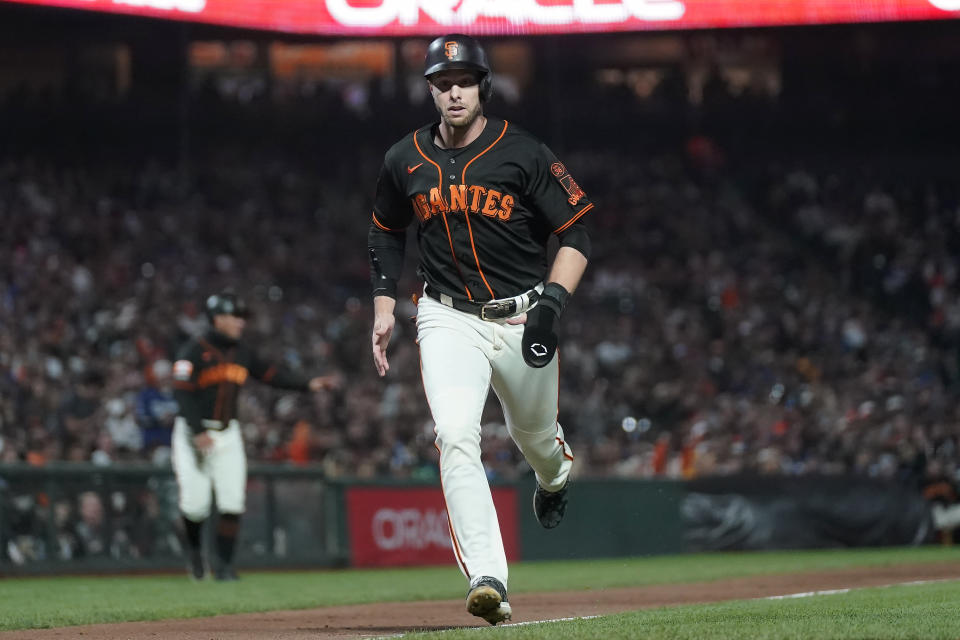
[172,330,310,434]
[371,116,594,302]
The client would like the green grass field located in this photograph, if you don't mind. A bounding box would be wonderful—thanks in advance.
[407,581,960,640]
[1,547,958,637]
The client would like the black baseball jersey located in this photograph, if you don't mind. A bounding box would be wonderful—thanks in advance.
[172,330,310,435]
[370,116,593,302]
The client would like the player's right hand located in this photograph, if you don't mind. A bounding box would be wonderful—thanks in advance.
[309,374,342,392]
[193,432,214,453]
[372,312,396,377]
[505,313,527,326]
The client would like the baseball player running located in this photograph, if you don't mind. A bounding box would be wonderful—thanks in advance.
[172,291,337,581]
[368,34,593,624]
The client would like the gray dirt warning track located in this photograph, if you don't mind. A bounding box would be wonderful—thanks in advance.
[5,563,960,640]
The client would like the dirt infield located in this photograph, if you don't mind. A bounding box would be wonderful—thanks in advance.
[7,563,960,640]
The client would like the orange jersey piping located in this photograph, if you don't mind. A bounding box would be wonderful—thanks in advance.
[371,211,404,232]
[419,351,470,577]
[460,120,509,184]
[213,381,226,421]
[460,120,509,300]
[462,211,495,299]
[414,129,473,300]
[554,202,594,234]
[554,350,574,461]
[198,338,224,360]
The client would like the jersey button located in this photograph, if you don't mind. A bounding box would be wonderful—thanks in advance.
[449,174,456,180]
[449,158,456,164]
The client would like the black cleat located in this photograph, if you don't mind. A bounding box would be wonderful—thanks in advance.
[187,551,206,581]
[534,481,568,529]
[466,576,511,625]
[214,564,239,581]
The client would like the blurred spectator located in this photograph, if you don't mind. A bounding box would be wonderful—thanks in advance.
[0,51,956,510]
[286,419,312,466]
[75,491,106,557]
[101,396,143,462]
[58,371,105,462]
[135,359,177,460]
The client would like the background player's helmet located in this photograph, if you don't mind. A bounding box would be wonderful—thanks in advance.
[205,291,249,321]
[424,34,493,102]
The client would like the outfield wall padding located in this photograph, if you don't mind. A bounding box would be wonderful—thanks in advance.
[0,464,938,575]
[518,479,686,560]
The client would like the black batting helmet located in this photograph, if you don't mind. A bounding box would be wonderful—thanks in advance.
[424,34,493,102]
[205,291,249,321]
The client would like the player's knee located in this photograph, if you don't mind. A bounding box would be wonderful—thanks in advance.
[217,497,245,514]
[435,424,481,463]
[508,418,557,436]
[180,502,211,522]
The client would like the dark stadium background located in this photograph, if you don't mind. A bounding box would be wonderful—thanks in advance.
[1,2,959,572]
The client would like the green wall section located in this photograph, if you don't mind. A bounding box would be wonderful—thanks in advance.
[517,479,686,560]
[0,464,688,574]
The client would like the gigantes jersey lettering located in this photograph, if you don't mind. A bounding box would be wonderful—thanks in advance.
[371,117,594,302]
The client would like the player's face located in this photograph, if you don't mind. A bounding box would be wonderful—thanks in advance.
[428,70,483,129]
[214,314,246,340]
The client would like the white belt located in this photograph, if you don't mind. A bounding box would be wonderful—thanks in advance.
[425,283,543,321]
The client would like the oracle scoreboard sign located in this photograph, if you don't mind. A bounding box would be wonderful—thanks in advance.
[5,0,960,34]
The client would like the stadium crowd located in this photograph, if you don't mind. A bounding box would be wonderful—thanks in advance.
[1,57,958,511]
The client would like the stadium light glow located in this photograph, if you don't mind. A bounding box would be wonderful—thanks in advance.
[3,0,959,35]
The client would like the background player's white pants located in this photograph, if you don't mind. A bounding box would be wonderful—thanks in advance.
[416,296,574,589]
[172,417,247,520]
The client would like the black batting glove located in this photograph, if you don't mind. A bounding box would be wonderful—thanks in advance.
[522,283,570,368]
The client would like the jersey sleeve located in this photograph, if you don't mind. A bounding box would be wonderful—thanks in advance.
[369,145,413,299]
[525,143,595,234]
[371,153,413,232]
[247,347,311,391]
[172,343,204,435]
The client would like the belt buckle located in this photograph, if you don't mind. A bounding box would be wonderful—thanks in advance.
[480,300,515,321]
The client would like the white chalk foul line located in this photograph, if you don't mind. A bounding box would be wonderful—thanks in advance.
[762,578,955,600]
[371,615,601,638]
[502,615,601,627]
[376,579,958,638]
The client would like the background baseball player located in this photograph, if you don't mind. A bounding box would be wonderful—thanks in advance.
[367,34,593,624]
[172,290,338,581]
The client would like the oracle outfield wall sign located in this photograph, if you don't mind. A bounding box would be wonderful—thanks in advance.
[5,0,960,35]
[346,486,519,567]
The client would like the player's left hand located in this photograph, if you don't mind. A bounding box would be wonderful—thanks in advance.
[519,282,569,368]
[521,304,559,368]
[309,375,341,392]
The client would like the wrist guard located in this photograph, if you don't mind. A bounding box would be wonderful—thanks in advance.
[521,283,570,368]
[537,282,570,318]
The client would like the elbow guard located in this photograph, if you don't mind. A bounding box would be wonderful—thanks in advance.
[368,224,405,299]
[369,248,398,299]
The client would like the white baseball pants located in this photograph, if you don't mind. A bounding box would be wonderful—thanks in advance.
[416,295,574,589]
[172,417,247,520]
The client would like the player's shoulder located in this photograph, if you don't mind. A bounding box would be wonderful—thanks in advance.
[174,337,203,361]
[496,118,548,153]
[383,124,433,163]
[493,117,534,142]
[171,339,203,382]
